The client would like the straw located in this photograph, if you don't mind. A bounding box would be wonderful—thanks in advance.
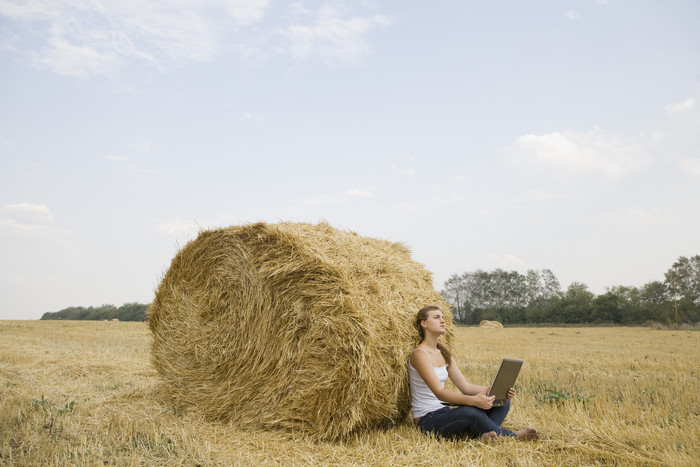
[148,222,452,440]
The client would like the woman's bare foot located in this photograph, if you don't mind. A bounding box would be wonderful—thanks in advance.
[515,427,539,440]
[480,431,497,442]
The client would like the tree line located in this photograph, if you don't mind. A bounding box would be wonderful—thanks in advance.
[441,255,700,326]
[39,255,699,326]
[40,303,148,322]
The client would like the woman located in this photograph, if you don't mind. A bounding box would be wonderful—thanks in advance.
[408,305,539,441]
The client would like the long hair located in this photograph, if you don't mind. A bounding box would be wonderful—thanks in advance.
[415,305,452,366]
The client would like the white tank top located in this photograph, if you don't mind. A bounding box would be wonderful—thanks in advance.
[408,348,448,418]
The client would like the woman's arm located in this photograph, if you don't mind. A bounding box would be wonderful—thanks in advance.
[446,357,488,396]
[449,358,518,400]
[410,350,494,409]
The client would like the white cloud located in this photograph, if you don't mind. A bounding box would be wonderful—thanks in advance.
[650,130,664,143]
[106,155,130,161]
[0,0,54,19]
[391,158,418,176]
[111,83,141,95]
[224,0,270,25]
[0,24,20,51]
[0,203,69,235]
[127,165,156,174]
[659,92,700,163]
[106,153,153,173]
[1,0,391,77]
[0,0,271,77]
[284,3,391,65]
[243,112,264,124]
[151,218,200,236]
[288,2,311,17]
[346,188,373,198]
[129,142,152,153]
[505,127,650,181]
[151,213,245,237]
[679,157,700,177]
[33,36,121,79]
[665,97,694,114]
[1,202,53,223]
[565,10,579,20]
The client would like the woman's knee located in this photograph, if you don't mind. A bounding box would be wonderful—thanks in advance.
[453,405,483,417]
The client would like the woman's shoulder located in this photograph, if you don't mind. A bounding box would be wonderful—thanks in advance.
[411,346,448,367]
[409,347,430,364]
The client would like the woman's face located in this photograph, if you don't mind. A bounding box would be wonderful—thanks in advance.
[422,309,446,335]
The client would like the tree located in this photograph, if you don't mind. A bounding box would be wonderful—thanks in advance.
[117,303,148,321]
[41,303,148,321]
[632,281,666,324]
[442,273,469,323]
[540,269,561,299]
[525,294,560,323]
[441,268,562,324]
[592,291,623,323]
[607,285,641,324]
[558,283,595,323]
[442,256,700,325]
[664,255,700,323]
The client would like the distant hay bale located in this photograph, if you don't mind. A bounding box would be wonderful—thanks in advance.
[148,222,452,440]
[479,320,503,329]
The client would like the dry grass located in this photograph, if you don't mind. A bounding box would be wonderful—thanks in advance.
[1,321,699,466]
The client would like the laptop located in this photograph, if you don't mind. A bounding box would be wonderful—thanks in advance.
[487,358,523,407]
[441,357,523,407]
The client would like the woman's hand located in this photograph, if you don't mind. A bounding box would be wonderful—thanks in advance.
[507,387,516,399]
[472,389,495,410]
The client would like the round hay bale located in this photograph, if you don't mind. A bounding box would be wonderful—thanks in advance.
[479,320,504,329]
[148,222,452,440]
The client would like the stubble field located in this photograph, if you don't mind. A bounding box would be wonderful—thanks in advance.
[1,321,698,466]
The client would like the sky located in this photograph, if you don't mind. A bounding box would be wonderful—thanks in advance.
[1,0,699,320]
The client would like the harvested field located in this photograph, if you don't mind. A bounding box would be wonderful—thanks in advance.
[1,321,699,465]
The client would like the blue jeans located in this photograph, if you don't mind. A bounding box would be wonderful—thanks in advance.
[417,400,515,439]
